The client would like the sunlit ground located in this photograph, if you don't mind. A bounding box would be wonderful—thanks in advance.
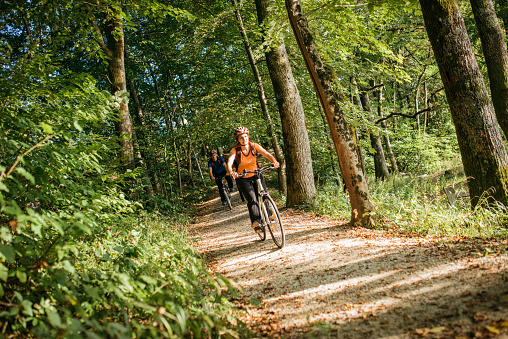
[191,192,508,338]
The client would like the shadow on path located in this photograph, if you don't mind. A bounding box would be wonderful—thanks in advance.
[191,196,508,338]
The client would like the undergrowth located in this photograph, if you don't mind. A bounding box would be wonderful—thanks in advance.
[314,168,508,239]
[0,56,245,338]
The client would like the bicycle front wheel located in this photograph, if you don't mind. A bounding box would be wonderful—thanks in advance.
[256,223,266,241]
[262,196,285,248]
[223,186,232,211]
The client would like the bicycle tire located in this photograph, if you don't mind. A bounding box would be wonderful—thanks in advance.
[262,196,285,248]
[256,199,266,241]
[256,222,266,241]
[223,185,232,211]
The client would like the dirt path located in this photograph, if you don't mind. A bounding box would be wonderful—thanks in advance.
[191,191,508,338]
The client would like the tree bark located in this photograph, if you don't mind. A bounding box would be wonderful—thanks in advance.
[232,0,287,195]
[166,113,183,196]
[420,0,508,207]
[256,0,317,207]
[102,7,134,166]
[349,78,367,176]
[286,0,374,226]
[470,0,508,138]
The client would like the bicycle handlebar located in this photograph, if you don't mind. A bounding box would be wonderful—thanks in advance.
[236,165,275,177]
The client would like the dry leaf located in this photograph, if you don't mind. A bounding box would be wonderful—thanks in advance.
[9,220,17,231]
[415,328,430,336]
[474,312,488,322]
[485,325,500,334]
[429,326,445,333]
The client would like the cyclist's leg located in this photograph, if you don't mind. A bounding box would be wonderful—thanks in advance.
[226,175,234,190]
[236,177,261,225]
[237,179,245,202]
[215,177,226,202]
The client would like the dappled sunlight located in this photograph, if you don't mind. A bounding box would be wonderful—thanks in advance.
[263,270,398,303]
[193,200,508,338]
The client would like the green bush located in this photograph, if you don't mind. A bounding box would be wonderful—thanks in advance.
[390,122,459,174]
[0,54,244,338]
[314,171,508,239]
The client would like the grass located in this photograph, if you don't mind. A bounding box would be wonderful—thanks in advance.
[313,166,508,239]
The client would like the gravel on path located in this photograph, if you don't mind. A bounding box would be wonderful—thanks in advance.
[191,191,508,338]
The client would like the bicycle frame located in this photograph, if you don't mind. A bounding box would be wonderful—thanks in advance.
[238,165,285,248]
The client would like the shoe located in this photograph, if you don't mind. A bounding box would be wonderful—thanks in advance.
[252,221,262,233]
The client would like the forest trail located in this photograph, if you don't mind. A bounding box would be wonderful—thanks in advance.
[191,191,508,338]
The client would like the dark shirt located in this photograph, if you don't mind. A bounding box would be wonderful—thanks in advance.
[208,157,227,176]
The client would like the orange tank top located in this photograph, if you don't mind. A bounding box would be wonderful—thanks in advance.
[233,144,258,178]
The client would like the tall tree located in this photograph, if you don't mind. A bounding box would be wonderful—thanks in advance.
[89,4,134,166]
[420,0,508,207]
[351,76,390,180]
[231,0,287,194]
[376,84,398,173]
[470,0,508,138]
[285,0,374,226]
[359,84,390,180]
[255,0,317,207]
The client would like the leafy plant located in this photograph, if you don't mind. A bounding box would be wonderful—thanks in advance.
[0,51,245,338]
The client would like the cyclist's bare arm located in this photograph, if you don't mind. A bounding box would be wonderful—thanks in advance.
[209,167,215,181]
[227,152,238,179]
[255,144,280,169]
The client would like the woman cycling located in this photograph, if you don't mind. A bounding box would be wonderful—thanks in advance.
[227,127,279,233]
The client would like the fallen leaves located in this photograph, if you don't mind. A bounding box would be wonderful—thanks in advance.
[485,320,508,334]
[415,326,445,337]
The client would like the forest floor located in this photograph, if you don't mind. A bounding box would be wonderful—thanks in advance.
[190,190,508,339]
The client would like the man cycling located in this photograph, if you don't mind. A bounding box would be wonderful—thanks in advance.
[208,150,234,206]
[226,127,279,232]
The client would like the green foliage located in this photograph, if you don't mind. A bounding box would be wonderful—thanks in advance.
[0,46,244,337]
[314,165,508,239]
[388,121,459,174]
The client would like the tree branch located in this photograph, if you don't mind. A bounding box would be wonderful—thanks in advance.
[86,4,112,59]
[361,84,384,93]
[376,107,431,124]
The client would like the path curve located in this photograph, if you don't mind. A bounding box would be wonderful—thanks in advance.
[191,191,508,338]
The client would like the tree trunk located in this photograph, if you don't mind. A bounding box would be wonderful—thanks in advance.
[188,141,193,174]
[103,8,134,166]
[349,79,367,176]
[420,0,508,207]
[256,0,316,207]
[376,85,398,173]
[232,0,287,194]
[470,0,508,138]
[360,91,390,180]
[127,78,159,194]
[286,0,374,226]
[317,101,342,187]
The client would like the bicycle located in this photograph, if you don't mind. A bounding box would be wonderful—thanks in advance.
[216,174,232,211]
[238,165,285,248]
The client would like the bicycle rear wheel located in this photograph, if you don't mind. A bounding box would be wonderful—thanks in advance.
[223,186,232,211]
[262,196,285,248]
